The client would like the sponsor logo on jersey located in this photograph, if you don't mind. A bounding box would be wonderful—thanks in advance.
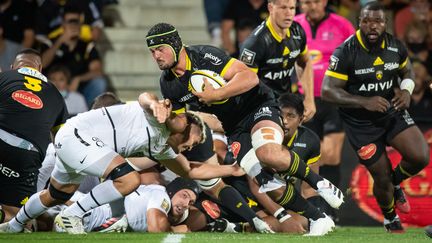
[266,58,283,64]
[292,35,301,40]
[309,50,323,64]
[387,47,398,52]
[293,142,306,148]
[201,200,221,219]
[376,70,383,80]
[240,49,256,66]
[359,80,393,92]
[0,163,20,178]
[328,55,339,70]
[204,53,222,65]
[254,106,273,120]
[355,68,375,75]
[12,90,43,109]
[179,92,194,102]
[230,142,241,158]
[283,47,290,56]
[373,57,384,66]
[17,67,48,82]
[384,62,399,71]
[357,143,377,160]
[264,67,294,80]
[161,199,170,213]
[289,49,300,58]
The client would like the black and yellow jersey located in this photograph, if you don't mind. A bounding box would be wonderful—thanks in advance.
[160,45,277,135]
[0,68,68,157]
[240,19,308,95]
[325,31,409,121]
[285,125,320,165]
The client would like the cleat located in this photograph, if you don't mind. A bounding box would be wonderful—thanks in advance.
[394,186,410,214]
[54,211,86,234]
[0,222,22,233]
[252,217,274,233]
[317,179,344,209]
[304,214,335,236]
[425,225,432,238]
[384,215,405,233]
[207,218,240,233]
[93,215,128,233]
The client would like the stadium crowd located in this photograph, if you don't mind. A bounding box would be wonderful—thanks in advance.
[0,0,431,237]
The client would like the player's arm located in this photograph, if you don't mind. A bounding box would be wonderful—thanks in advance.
[193,59,259,104]
[138,92,172,123]
[392,51,414,110]
[296,50,315,122]
[159,154,244,180]
[146,209,171,232]
[247,176,282,215]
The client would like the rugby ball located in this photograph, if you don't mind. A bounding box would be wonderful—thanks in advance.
[189,70,228,104]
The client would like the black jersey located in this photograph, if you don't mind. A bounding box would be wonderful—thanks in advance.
[0,68,68,157]
[285,125,320,165]
[325,30,409,121]
[240,20,308,95]
[160,45,277,135]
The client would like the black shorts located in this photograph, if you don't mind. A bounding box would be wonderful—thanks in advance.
[0,139,41,207]
[227,105,282,163]
[182,124,215,162]
[303,98,344,139]
[341,109,415,166]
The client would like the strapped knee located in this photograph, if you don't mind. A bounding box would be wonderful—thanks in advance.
[48,184,74,201]
[251,127,283,149]
[196,178,222,190]
[107,162,135,180]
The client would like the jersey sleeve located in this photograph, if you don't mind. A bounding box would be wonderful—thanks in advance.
[198,45,235,77]
[297,23,308,56]
[159,73,186,114]
[305,130,321,165]
[153,145,178,161]
[396,39,409,70]
[147,189,171,215]
[239,34,266,73]
[325,44,350,81]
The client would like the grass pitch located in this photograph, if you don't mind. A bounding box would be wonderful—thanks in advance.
[0,227,429,243]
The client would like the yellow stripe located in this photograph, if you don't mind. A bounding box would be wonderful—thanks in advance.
[220,58,235,77]
[172,107,186,114]
[325,70,348,81]
[266,19,282,42]
[399,58,408,69]
[146,29,177,39]
[399,165,413,177]
[287,130,298,147]
[356,30,368,51]
[185,52,191,71]
[280,184,294,205]
[307,155,321,165]
[51,124,64,133]
[249,67,258,73]
[300,45,308,56]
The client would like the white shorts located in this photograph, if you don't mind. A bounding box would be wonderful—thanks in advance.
[52,125,118,185]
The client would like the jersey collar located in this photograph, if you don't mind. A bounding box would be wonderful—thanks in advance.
[286,129,298,147]
[170,48,192,78]
[355,30,385,52]
[266,18,290,43]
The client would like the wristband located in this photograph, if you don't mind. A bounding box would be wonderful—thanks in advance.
[400,78,415,95]
[273,208,291,223]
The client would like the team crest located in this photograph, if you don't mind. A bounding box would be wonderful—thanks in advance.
[376,70,383,80]
[240,49,256,66]
[329,55,339,70]
[161,199,170,213]
[283,59,288,68]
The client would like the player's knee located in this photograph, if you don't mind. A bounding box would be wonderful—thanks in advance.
[372,175,392,189]
[109,163,140,195]
[413,151,430,169]
[252,127,284,164]
[48,184,74,202]
[197,178,222,193]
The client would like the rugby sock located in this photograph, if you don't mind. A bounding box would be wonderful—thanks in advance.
[277,183,323,221]
[218,186,257,224]
[63,180,122,217]
[379,198,396,220]
[307,196,337,221]
[281,151,321,190]
[392,164,413,186]
[319,164,341,187]
[9,191,47,232]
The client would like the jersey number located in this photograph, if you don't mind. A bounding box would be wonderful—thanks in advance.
[24,76,42,92]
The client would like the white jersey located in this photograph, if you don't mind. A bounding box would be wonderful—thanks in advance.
[124,185,171,232]
[64,102,177,160]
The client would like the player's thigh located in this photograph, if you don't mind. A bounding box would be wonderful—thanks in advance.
[388,124,429,163]
[320,132,345,165]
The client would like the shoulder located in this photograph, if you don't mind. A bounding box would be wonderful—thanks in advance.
[290,21,306,35]
[300,126,320,143]
[243,22,269,46]
[385,33,405,50]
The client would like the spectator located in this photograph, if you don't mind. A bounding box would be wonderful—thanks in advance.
[0,0,36,48]
[221,0,268,57]
[36,0,104,43]
[394,0,430,40]
[41,4,107,106]
[0,23,22,71]
[403,21,432,75]
[408,61,432,132]
[203,0,230,47]
[47,65,88,117]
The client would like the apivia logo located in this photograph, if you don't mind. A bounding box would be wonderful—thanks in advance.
[264,67,294,80]
[204,53,222,65]
[359,80,393,92]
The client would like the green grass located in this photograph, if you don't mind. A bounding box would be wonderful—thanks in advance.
[0,227,429,243]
